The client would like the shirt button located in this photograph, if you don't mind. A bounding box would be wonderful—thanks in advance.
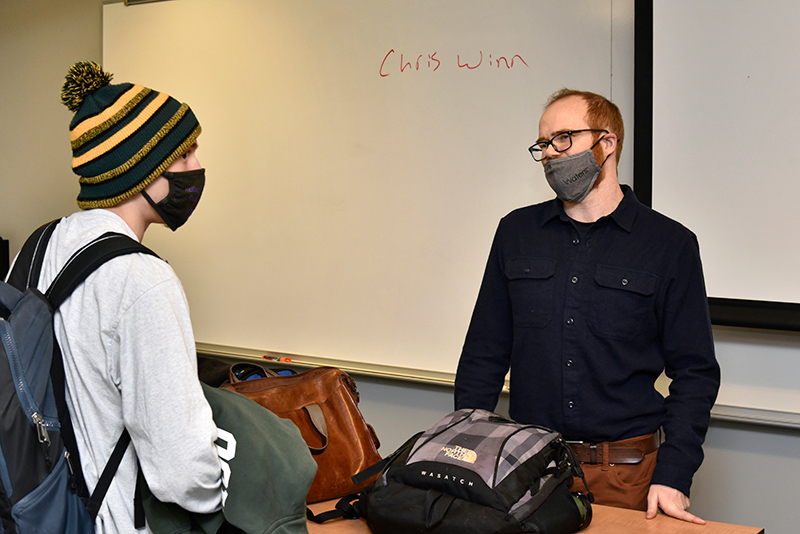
[571,276,579,284]
[566,317,574,325]
[621,278,629,286]
[566,359,573,367]
[568,401,575,409]
[572,238,580,245]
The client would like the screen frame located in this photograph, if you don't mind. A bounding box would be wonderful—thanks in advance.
[633,0,800,332]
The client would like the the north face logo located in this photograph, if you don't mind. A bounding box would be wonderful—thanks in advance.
[441,445,477,463]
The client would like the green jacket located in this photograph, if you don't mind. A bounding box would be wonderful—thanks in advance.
[142,383,317,534]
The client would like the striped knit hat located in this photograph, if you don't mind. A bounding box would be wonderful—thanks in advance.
[61,61,201,209]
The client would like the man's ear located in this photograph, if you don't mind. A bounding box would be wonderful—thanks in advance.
[601,132,617,157]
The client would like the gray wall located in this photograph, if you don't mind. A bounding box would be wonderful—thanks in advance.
[2,2,797,533]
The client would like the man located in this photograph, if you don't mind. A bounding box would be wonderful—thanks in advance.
[454,88,720,523]
[20,61,222,532]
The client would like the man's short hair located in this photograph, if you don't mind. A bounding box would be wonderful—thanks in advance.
[545,88,624,165]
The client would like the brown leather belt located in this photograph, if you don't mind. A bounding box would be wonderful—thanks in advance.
[568,432,660,465]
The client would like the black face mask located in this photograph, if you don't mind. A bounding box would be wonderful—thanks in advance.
[143,169,205,231]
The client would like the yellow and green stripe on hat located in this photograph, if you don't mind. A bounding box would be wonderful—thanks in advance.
[62,61,201,209]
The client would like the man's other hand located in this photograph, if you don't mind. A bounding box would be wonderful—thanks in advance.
[646,484,705,524]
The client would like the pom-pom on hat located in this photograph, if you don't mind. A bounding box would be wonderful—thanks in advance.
[61,61,201,209]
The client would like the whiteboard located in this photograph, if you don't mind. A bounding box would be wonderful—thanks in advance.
[652,0,800,305]
[104,0,634,374]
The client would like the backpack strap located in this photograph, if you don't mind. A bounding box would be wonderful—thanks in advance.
[5,218,60,290]
[41,229,159,520]
[306,493,363,524]
[306,431,424,524]
[85,428,132,520]
[46,232,158,307]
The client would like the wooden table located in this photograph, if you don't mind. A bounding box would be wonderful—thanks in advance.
[307,500,764,534]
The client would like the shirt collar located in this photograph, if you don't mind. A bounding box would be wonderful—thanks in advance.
[539,184,640,232]
[606,185,639,232]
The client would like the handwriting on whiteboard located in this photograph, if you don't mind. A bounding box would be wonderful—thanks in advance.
[379,50,529,77]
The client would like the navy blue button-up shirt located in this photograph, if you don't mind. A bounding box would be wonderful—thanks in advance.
[454,186,720,496]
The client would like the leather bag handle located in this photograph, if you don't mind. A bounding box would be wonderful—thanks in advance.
[304,404,329,454]
[226,362,329,454]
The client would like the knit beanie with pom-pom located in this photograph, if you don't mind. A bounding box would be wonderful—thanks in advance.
[61,61,201,209]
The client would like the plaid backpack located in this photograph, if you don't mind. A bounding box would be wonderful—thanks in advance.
[343,408,593,534]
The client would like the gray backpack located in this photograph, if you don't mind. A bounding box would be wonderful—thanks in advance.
[344,408,593,534]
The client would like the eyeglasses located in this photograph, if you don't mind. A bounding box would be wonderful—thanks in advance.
[528,129,609,162]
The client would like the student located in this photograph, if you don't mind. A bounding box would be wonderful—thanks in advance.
[454,88,720,524]
[21,61,222,532]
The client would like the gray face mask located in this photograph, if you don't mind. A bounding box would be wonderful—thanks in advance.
[543,149,607,203]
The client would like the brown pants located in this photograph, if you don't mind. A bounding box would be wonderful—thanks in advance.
[568,434,659,511]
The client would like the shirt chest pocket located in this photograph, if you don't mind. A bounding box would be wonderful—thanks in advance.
[590,265,658,341]
[505,257,557,328]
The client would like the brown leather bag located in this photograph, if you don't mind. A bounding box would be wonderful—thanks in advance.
[220,364,382,503]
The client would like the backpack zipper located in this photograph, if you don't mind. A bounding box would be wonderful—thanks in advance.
[1,317,59,469]
[32,412,53,468]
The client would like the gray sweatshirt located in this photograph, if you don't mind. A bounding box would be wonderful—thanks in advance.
[34,209,222,533]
